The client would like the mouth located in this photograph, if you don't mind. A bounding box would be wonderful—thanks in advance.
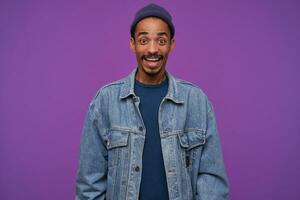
[143,55,163,68]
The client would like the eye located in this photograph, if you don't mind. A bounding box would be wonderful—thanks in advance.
[139,38,148,45]
[158,38,167,45]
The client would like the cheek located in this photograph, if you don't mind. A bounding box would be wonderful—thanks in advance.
[137,52,144,59]
[135,52,143,61]
[160,47,171,55]
[135,49,145,57]
[162,51,170,58]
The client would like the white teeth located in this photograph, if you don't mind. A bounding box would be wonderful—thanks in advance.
[145,58,160,61]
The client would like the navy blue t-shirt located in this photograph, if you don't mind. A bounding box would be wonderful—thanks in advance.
[134,77,169,200]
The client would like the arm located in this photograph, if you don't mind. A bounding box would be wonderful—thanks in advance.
[76,98,108,200]
[197,101,229,200]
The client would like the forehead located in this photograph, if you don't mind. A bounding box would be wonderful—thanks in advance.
[135,17,170,37]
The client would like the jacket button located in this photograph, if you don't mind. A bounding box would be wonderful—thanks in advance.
[139,126,143,131]
[133,96,138,102]
[134,166,140,172]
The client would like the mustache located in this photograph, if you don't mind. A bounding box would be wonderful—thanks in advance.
[143,54,163,59]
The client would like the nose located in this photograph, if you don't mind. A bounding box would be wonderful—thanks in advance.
[148,41,158,54]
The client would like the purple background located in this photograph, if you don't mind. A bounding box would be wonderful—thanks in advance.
[1,1,299,199]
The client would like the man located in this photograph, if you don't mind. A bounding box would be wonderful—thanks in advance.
[76,3,229,200]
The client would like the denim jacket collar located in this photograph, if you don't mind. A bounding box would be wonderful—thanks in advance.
[119,68,184,104]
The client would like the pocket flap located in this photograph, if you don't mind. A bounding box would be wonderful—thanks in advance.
[107,130,129,150]
[178,129,206,150]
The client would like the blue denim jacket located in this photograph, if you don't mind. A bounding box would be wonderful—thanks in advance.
[76,68,229,200]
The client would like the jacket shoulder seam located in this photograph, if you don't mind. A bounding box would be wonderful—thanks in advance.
[175,79,204,93]
[100,79,125,90]
[91,79,125,105]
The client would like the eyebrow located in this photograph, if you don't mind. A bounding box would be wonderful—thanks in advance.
[157,32,168,37]
[136,31,169,38]
[136,32,148,37]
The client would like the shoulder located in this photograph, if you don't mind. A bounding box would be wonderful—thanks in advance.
[174,77,208,99]
[173,76,214,113]
[100,78,125,93]
[90,76,127,105]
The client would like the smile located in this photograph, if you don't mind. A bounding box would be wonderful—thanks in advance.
[143,55,162,62]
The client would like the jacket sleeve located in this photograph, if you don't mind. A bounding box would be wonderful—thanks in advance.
[196,100,229,200]
[76,96,108,200]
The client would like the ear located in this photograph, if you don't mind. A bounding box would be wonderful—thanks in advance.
[130,38,136,53]
[169,38,175,52]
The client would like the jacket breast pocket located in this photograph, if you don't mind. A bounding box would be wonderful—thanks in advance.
[178,129,206,167]
[178,129,206,150]
[107,130,130,168]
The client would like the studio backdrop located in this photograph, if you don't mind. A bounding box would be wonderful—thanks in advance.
[1,1,299,199]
